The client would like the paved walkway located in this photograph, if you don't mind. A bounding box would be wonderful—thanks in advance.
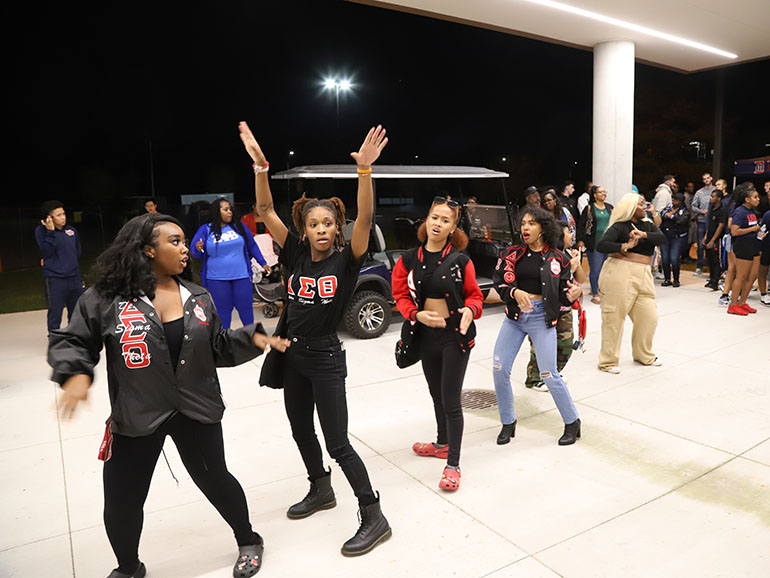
[1,271,769,577]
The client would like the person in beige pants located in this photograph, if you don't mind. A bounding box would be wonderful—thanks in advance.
[595,193,667,373]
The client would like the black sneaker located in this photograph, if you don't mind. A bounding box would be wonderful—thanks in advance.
[661,280,672,287]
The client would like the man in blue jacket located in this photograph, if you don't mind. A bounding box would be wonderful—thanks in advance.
[35,200,85,333]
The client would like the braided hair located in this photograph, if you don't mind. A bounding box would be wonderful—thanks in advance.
[291,194,347,250]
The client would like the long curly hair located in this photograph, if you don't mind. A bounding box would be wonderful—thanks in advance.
[93,213,190,300]
[518,207,562,249]
[291,194,347,250]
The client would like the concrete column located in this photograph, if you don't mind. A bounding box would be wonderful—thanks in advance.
[593,41,635,205]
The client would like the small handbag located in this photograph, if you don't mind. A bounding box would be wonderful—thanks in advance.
[395,332,420,368]
[259,301,289,389]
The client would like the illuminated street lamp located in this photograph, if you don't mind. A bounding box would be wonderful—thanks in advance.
[322,77,353,127]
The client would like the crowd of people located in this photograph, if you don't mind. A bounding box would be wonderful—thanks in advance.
[36,125,768,577]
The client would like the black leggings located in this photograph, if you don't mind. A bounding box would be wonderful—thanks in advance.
[103,413,255,572]
[419,326,470,467]
[706,244,722,283]
[283,334,376,506]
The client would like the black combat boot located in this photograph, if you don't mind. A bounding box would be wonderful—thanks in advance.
[286,468,336,519]
[341,493,392,557]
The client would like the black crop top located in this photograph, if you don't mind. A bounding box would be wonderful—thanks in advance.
[163,317,184,369]
[515,250,543,294]
[595,219,666,256]
[422,249,445,299]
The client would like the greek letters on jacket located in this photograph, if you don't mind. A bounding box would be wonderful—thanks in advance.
[47,279,265,437]
[493,244,574,327]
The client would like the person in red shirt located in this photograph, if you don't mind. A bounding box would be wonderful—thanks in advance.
[240,203,270,236]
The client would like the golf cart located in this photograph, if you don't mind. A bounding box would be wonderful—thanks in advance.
[271,165,515,338]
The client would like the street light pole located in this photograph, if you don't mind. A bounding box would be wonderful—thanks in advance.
[323,77,352,129]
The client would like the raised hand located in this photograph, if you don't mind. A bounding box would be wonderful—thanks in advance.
[458,307,474,335]
[350,125,388,168]
[41,215,55,231]
[238,121,268,165]
[416,310,447,328]
[568,248,581,272]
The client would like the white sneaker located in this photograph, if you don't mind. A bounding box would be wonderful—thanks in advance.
[760,294,770,306]
[717,294,730,307]
[531,382,549,392]
[600,366,621,374]
[650,357,662,366]
[654,271,665,280]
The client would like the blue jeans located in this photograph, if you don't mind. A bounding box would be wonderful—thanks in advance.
[661,236,685,282]
[696,221,708,268]
[586,249,608,295]
[492,302,579,426]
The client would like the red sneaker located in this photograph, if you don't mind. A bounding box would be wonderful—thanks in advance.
[727,304,748,316]
[439,466,461,491]
[412,442,448,459]
[740,304,757,314]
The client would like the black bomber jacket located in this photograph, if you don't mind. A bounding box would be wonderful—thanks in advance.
[47,277,265,437]
[492,244,575,327]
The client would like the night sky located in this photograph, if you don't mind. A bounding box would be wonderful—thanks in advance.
[7,0,770,209]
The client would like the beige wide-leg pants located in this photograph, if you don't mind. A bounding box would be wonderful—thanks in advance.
[598,257,658,370]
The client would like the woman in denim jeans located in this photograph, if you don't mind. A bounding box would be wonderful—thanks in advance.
[492,208,584,446]
[659,193,690,287]
[577,185,613,304]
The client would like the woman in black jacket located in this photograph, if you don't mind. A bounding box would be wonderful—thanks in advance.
[659,192,690,287]
[48,213,289,578]
[491,208,584,446]
[577,185,613,304]
[391,196,484,492]
[596,193,666,373]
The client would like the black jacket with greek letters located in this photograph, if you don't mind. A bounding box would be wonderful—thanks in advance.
[47,277,265,437]
[492,244,574,327]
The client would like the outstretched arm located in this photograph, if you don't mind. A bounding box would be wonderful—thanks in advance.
[238,121,289,247]
[349,125,388,259]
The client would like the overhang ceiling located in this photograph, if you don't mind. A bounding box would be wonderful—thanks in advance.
[353,0,770,72]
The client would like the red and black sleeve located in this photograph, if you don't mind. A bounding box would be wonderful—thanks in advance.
[462,259,483,319]
[391,257,419,322]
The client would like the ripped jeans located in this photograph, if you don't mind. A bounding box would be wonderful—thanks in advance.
[492,302,579,426]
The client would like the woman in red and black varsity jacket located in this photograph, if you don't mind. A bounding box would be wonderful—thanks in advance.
[392,196,483,492]
[48,213,289,578]
[491,208,584,447]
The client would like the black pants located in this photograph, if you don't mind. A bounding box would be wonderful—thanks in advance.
[283,334,376,506]
[419,326,470,467]
[44,276,84,333]
[706,244,721,284]
[103,413,255,572]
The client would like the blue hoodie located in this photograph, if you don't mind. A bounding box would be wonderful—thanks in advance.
[35,225,82,278]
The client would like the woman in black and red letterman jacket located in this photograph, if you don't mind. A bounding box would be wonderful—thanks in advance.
[48,213,288,578]
[392,196,483,492]
[491,208,584,447]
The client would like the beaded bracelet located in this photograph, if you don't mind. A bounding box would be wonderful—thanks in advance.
[253,162,270,174]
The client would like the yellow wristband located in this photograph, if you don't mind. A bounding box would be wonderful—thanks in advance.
[357,167,372,174]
